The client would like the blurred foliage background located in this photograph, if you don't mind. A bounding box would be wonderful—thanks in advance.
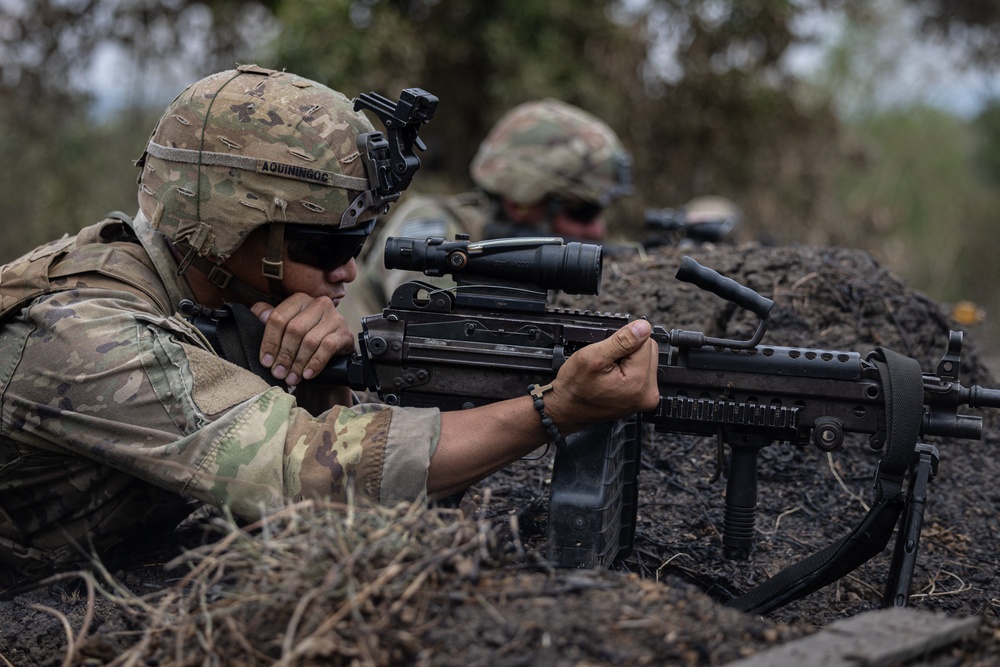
[1,0,999,344]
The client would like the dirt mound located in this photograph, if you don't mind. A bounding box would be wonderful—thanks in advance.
[2,243,998,666]
[552,242,999,622]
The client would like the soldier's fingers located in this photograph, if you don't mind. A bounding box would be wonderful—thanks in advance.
[547,321,658,426]
[635,336,660,412]
[616,321,656,375]
[270,303,332,382]
[610,322,659,412]
[251,302,272,321]
[258,294,314,375]
[285,303,353,384]
[293,318,355,385]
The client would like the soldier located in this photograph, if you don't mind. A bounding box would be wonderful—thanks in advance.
[341,98,631,329]
[0,67,658,588]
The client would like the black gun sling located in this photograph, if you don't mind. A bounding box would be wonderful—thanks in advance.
[724,347,923,615]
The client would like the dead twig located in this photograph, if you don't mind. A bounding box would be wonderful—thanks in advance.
[755,506,802,536]
[30,570,98,667]
[911,562,974,601]
[29,604,75,667]
[827,452,871,512]
[655,552,692,582]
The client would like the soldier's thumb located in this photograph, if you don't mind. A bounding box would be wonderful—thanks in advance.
[603,320,652,363]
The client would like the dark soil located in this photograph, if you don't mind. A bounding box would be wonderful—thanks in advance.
[2,242,999,666]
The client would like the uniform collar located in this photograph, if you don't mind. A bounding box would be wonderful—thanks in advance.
[130,209,197,312]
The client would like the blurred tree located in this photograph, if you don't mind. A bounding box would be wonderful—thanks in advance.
[0,0,280,107]
[974,99,1000,186]
[272,1,648,193]
[794,0,1000,355]
[835,107,985,294]
[0,0,281,261]
[963,100,1000,345]
[2,0,997,282]
[623,0,849,245]
[909,0,1000,63]
[271,0,855,244]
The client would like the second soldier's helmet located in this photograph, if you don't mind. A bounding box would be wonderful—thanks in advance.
[136,65,382,263]
[469,99,631,208]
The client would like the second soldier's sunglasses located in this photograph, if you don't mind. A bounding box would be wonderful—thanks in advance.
[285,220,376,271]
[547,198,603,224]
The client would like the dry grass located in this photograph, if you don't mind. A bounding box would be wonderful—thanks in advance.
[69,498,504,666]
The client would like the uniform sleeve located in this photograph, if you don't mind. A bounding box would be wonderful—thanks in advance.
[4,290,440,520]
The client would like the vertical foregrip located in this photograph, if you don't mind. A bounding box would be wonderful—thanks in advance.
[723,442,762,560]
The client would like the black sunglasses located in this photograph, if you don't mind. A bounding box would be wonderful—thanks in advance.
[548,198,603,224]
[285,221,375,271]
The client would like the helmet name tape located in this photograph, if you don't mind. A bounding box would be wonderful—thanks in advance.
[144,141,369,191]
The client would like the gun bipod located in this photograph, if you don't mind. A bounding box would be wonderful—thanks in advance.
[884,442,939,608]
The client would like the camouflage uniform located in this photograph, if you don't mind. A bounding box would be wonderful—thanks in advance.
[0,67,441,586]
[342,99,631,333]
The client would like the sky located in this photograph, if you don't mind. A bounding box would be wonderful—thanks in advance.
[634,0,999,119]
[780,0,1000,118]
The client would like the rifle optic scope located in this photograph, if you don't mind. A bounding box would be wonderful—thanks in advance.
[383,236,603,295]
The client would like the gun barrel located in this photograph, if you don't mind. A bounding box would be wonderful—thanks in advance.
[968,385,1000,409]
[923,412,982,440]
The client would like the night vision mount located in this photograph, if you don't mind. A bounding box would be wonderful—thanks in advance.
[342,88,439,226]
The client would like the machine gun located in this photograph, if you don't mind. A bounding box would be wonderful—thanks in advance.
[645,257,1000,611]
[642,195,740,249]
[601,196,740,260]
[186,235,1000,614]
[330,235,1000,612]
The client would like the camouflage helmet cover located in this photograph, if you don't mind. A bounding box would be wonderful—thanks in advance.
[469,99,631,207]
[684,195,742,224]
[137,65,378,261]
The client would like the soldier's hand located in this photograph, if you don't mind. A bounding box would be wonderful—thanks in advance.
[543,320,659,433]
[251,294,356,386]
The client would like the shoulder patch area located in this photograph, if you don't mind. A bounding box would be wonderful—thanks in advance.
[181,341,270,415]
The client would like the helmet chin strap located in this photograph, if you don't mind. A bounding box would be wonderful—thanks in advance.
[179,252,283,307]
[262,222,287,301]
[174,224,287,307]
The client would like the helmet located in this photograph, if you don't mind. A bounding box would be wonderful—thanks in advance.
[469,99,631,208]
[679,196,741,245]
[684,196,742,225]
[137,65,379,263]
